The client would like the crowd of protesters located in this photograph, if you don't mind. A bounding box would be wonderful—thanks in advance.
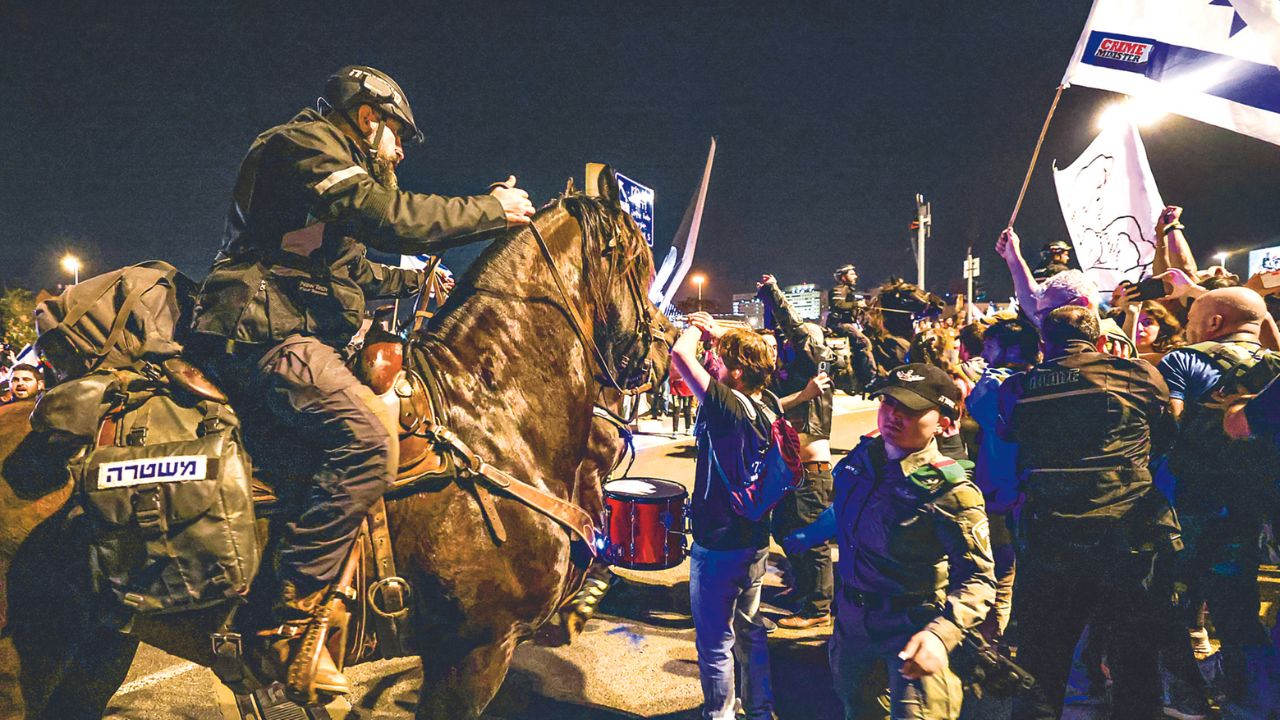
[678,204,1280,720]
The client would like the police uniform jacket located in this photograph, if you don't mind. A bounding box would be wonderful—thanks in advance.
[996,340,1176,546]
[825,281,862,336]
[832,434,996,649]
[193,108,507,348]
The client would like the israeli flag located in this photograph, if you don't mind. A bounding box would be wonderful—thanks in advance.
[1064,0,1280,147]
[400,254,429,270]
[6,344,39,381]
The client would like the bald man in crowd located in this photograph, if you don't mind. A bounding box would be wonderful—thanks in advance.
[1159,286,1280,707]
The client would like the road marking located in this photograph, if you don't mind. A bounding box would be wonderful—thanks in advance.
[115,661,202,695]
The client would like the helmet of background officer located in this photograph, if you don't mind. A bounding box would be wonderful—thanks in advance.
[9,364,44,400]
[1035,270,1101,325]
[321,65,421,186]
[1042,241,1071,262]
[1184,286,1267,344]
[833,264,858,287]
[870,363,962,454]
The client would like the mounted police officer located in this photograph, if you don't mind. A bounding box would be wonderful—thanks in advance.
[189,65,535,695]
[826,264,863,337]
[785,363,995,719]
[825,264,877,393]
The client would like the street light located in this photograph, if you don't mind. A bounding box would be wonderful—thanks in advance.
[1213,252,1229,267]
[61,254,82,285]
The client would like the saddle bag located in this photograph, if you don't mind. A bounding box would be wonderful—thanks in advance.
[72,379,260,620]
[33,260,194,382]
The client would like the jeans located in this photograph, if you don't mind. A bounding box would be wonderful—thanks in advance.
[690,543,774,720]
[1178,511,1270,701]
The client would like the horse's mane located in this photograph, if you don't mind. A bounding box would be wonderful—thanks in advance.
[436,191,654,326]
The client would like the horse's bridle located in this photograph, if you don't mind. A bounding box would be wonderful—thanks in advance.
[526,208,665,399]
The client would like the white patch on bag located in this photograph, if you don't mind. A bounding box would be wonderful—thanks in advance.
[97,455,208,489]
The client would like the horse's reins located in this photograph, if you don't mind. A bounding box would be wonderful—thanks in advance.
[527,219,656,398]
[592,404,638,480]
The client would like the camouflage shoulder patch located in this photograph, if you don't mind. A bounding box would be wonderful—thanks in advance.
[916,456,962,489]
[908,457,970,491]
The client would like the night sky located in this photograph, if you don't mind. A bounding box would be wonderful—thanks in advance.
[3,2,1279,305]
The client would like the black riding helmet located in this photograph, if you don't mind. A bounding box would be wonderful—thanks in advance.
[321,65,424,145]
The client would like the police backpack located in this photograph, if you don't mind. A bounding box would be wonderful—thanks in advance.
[61,370,260,623]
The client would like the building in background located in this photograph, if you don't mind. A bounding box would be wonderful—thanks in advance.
[732,283,827,328]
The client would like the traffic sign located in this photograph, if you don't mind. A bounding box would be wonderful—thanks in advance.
[963,256,981,279]
[615,172,655,246]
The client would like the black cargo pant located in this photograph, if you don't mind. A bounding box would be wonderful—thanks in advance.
[1011,536,1165,720]
[1178,510,1270,701]
[197,335,397,594]
[770,464,834,616]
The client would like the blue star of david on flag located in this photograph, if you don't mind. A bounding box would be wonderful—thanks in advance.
[1209,0,1250,37]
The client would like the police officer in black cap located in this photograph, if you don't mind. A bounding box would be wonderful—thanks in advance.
[190,65,536,695]
[996,305,1180,719]
[785,363,995,719]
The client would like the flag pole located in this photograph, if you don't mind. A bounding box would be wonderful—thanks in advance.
[1008,84,1065,228]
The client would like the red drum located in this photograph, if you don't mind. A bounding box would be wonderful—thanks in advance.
[602,478,689,570]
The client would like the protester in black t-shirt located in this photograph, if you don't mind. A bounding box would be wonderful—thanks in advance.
[673,311,785,720]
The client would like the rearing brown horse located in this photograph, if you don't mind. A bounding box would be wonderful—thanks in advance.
[0,169,675,719]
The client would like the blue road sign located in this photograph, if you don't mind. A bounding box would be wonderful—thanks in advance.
[615,172,655,246]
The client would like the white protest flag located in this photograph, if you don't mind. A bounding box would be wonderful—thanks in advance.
[1054,121,1165,292]
[1063,0,1280,147]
